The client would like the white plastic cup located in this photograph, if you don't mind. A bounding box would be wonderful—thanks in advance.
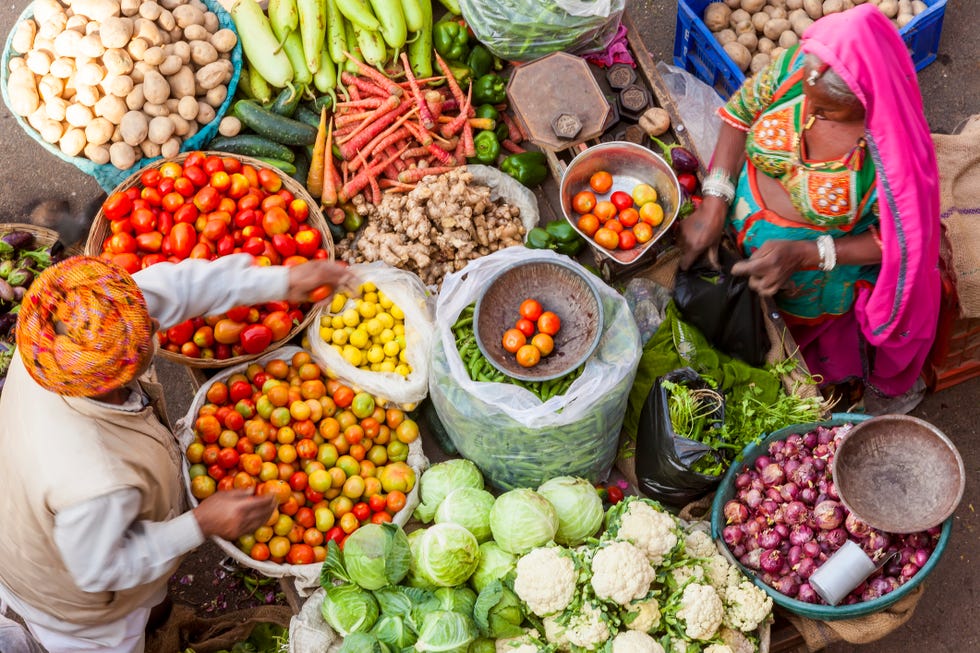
[809,540,877,606]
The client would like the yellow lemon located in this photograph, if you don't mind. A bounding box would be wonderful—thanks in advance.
[395,364,412,377]
[358,301,377,319]
[383,340,401,358]
[379,292,393,309]
[319,315,331,327]
[331,329,348,345]
[330,314,345,330]
[349,328,370,349]
[393,324,405,336]
[379,328,395,344]
[342,308,360,328]
[376,312,395,329]
[395,335,407,349]
[331,344,343,355]
[367,345,385,363]
[390,304,405,320]
[399,349,408,363]
[342,345,362,367]
[379,360,396,373]
[360,281,377,293]
[330,293,348,313]
[319,327,334,342]
[370,362,382,372]
[364,318,383,336]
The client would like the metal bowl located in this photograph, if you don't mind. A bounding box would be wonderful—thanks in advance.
[559,141,682,266]
[832,415,966,534]
[474,258,604,382]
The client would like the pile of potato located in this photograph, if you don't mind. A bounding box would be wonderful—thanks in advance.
[6,0,237,170]
[704,0,931,75]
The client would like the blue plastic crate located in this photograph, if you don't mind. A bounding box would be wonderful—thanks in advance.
[674,0,948,98]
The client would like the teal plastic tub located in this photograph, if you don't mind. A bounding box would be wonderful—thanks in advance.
[1,0,242,192]
[710,413,954,620]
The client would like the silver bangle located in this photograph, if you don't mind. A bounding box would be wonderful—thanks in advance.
[701,169,735,204]
[816,234,837,272]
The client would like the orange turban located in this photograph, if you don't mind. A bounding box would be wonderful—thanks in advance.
[16,256,153,397]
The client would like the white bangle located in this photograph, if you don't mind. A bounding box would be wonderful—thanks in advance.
[701,169,735,204]
[816,235,837,272]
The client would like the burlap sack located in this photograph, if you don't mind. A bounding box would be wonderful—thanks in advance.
[146,603,294,653]
[933,114,980,317]
[615,247,819,489]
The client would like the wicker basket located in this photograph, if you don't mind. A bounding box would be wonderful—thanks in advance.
[85,153,335,369]
[0,222,60,251]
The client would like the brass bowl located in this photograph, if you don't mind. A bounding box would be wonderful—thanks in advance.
[832,415,966,533]
[559,141,682,266]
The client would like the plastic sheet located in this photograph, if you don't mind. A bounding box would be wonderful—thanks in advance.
[428,248,640,490]
[458,0,626,62]
[655,62,725,168]
[623,277,673,346]
[308,263,434,409]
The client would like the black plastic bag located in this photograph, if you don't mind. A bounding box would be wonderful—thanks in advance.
[635,368,725,507]
[673,247,770,367]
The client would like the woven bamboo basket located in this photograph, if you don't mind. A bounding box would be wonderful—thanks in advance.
[0,222,60,250]
[84,153,335,369]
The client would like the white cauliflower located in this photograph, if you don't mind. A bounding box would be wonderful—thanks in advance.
[514,546,577,617]
[676,583,724,641]
[613,500,679,566]
[669,561,705,588]
[496,629,545,653]
[683,529,717,559]
[611,630,666,653]
[590,541,656,605]
[621,597,661,633]
[703,554,739,599]
[703,645,734,653]
[723,577,773,632]
[543,603,612,651]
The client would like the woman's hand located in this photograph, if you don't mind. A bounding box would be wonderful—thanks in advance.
[731,239,816,296]
[193,490,277,541]
[677,196,728,270]
[286,259,360,303]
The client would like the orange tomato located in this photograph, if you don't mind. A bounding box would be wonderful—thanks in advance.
[531,333,554,357]
[605,219,624,234]
[639,201,665,227]
[502,328,526,354]
[577,213,599,237]
[593,201,617,223]
[633,221,654,243]
[571,190,597,214]
[537,311,561,336]
[519,298,543,321]
[593,227,619,250]
[631,183,658,207]
[516,344,541,368]
[619,207,640,228]
[589,170,613,194]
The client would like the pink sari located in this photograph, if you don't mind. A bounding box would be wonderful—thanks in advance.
[792,5,940,396]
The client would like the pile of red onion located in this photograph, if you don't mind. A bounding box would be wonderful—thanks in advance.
[721,424,941,605]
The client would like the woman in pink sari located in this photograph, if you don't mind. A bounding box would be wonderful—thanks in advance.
[677,5,940,414]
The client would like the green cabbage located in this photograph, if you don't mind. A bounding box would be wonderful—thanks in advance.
[435,487,496,542]
[320,583,379,636]
[469,542,517,593]
[413,523,481,587]
[370,614,416,649]
[414,459,485,523]
[337,632,390,652]
[414,610,477,652]
[342,523,412,590]
[473,581,525,639]
[488,488,558,554]
[537,476,604,545]
[434,586,478,615]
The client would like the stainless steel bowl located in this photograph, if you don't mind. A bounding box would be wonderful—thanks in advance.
[559,141,682,266]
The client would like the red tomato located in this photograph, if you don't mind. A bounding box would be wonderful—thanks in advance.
[142,254,167,268]
[108,232,137,254]
[228,173,250,199]
[174,203,198,225]
[169,223,197,259]
[109,218,132,236]
[240,324,274,355]
[135,231,163,253]
[140,187,162,207]
[193,186,221,213]
[606,485,624,504]
[229,379,253,402]
[161,192,184,214]
[519,298,543,321]
[262,311,293,341]
[130,208,156,233]
[110,253,141,274]
[226,305,251,322]
[294,228,322,258]
[677,172,699,195]
[257,168,282,193]
[216,234,236,257]
[242,237,265,257]
[271,233,297,257]
[571,190,597,214]
[351,502,371,522]
[204,155,225,175]
[261,207,291,237]
[222,157,242,174]
[140,168,162,188]
[368,494,387,513]
[201,219,228,242]
[167,320,195,345]
[286,543,315,565]
[102,191,133,221]
[174,177,195,198]
[515,318,535,338]
[288,199,309,222]
[618,230,637,250]
[610,190,634,212]
[537,311,561,336]
[183,165,208,188]
[501,328,526,354]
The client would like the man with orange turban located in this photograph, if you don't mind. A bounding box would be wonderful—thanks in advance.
[0,253,356,653]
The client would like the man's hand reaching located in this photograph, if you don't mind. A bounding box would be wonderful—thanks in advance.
[193,490,277,541]
[286,259,360,304]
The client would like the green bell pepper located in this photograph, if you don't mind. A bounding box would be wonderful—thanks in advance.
[467,45,494,78]
[434,20,469,62]
[545,220,585,256]
[500,151,548,187]
[468,130,501,165]
[471,73,507,105]
[474,104,499,122]
[526,227,555,250]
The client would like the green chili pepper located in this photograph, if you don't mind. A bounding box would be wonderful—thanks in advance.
[466,44,494,78]
[468,130,501,165]
[500,151,548,187]
[471,73,507,105]
[433,19,469,62]
[525,227,555,250]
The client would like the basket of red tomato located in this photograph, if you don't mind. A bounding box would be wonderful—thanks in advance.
[85,151,333,367]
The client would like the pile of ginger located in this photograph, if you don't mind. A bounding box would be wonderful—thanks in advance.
[337,168,526,286]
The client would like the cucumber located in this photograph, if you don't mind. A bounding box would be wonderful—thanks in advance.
[294,106,322,128]
[268,84,305,117]
[256,157,298,175]
[232,100,318,146]
[309,95,333,113]
[207,135,297,162]
[291,148,312,185]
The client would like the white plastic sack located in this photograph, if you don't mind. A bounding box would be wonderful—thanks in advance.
[655,62,725,167]
[308,263,434,409]
[176,346,429,596]
[289,588,341,653]
[429,248,641,490]
[459,0,626,62]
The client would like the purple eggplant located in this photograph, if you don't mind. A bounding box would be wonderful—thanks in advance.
[650,137,701,174]
[0,313,17,337]
[7,268,34,288]
[1,230,35,252]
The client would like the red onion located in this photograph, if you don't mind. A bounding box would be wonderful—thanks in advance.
[796,557,818,580]
[744,488,764,509]
[813,500,844,530]
[765,486,784,503]
[780,482,800,502]
[799,486,819,505]
[735,472,752,489]
[724,500,749,525]
[782,458,801,478]
[760,549,784,574]
[863,530,891,554]
[845,512,871,539]
[811,457,827,472]
[789,461,816,486]
[761,463,785,486]
[901,563,920,580]
[758,528,782,550]
[825,482,840,501]
[754,455,772,473]
[797,583,819,603]
[802,430,818,449]
[723,525,745,547]
[787,544,803,566]
[927,525,942,537]
[759,499,780,519]
[897,547,914,565]
[772,575,799,597]
[746,516,766,536]
[731,544,747,559]
[820,527,847,550]
[907,532,930,549]
[813,443,831,458]
[914,548,931,568]
[768,440,784,457]
[741,549,762,570]
[862,577,896,601]
[803,540,821,558]
[790,524,815,546]
[773,523,790,540]
[750,477,765,493]
[885,560,903,577]
[816,426,834,445]
[784,501,809,526]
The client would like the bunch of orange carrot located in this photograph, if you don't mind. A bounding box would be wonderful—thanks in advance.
[306,52,493,208]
